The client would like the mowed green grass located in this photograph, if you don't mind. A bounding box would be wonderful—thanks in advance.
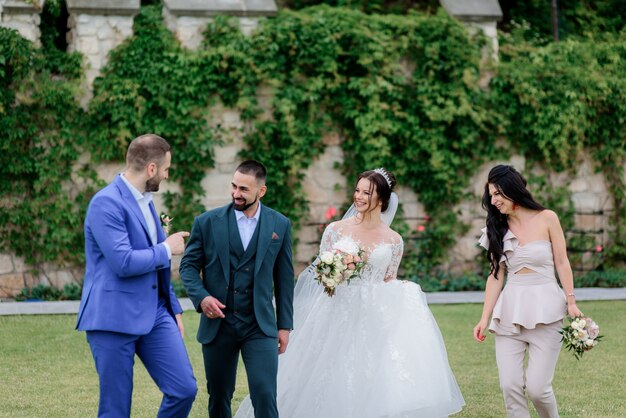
[0,300,624,417]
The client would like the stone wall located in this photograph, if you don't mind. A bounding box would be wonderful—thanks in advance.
[0,0,43,46]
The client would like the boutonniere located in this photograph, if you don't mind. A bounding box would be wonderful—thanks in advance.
[160,213,173,235]
[272,232,279,240]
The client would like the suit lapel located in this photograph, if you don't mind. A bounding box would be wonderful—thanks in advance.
[254,208,276,275]
[212,205,232,284]
[150,201,165,243]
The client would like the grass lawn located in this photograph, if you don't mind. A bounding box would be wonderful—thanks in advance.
[1,300,624,417]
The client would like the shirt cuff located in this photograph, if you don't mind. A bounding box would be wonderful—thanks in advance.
[162,242,172,259]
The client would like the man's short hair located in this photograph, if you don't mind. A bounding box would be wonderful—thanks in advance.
[126,134,171,172]
[236,160,267,183]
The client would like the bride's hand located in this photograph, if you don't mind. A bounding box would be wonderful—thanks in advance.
[473,319,489,343]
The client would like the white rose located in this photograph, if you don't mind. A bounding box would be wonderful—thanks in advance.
[326,278,336,287]
[579,319,587,328]
[332,238,360,255]
[585,339,594,347]
[320,251,334,264]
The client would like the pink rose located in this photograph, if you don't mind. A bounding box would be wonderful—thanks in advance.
[343,254,354,264]
[347,263,356,270]
[588,324,600,339]
[354,255,362,263]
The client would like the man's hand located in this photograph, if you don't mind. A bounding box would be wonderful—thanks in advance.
[200,296,226,319]
[278,329,290,354]
[165,231,190,255]
[175,313,185,338]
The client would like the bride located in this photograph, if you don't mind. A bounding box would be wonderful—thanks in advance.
[236,168,465,418]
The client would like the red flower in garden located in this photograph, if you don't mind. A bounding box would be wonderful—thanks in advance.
[417,225,426,233]
[325,206,337,221]
[595,245,603,253]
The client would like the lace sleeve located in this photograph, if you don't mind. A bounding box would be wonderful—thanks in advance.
[319,222,337,254]
[385,238,404,281]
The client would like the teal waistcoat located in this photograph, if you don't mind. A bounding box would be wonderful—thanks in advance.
[225,208,260,324]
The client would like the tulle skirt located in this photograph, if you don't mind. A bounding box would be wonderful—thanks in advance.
[235,269,465,418]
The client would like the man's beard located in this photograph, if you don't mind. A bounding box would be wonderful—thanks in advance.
[145,176,161,192]
[233,195,257,212]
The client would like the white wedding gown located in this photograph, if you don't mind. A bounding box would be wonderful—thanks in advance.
[235,223,465,418]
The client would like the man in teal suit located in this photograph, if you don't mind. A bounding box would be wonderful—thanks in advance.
[180,160,294,418]
[77,134,197,417]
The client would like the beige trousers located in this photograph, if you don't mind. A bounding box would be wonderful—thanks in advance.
[494,320,563,418]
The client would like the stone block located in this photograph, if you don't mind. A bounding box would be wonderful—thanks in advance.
[221,109,242,129]
[575,213,600,231]
[46,270,75,289]
[2,0,43,13]
[66,0,140,16]
[0,274,25,298]
[295,242,317,265]
[110,16,134,32]
[77,35,100,55]
[214,144,239,165]
[572,192,602,212]
[75,21,97,36]
[302,145,346,206]
[97,24,114,40]
[239,17,259,36]
[201,171,233,203]
[95,161,125,183]
[12,255,25,272]
[163,0,277,17]
[569,177,587,193]
[0,254,14,275]
[23,272,38,288]
[440,0,502,22]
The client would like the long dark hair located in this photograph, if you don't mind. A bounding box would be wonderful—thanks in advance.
[482,165,545,278]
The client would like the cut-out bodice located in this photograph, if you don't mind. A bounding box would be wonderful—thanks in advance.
[479,228,555,279]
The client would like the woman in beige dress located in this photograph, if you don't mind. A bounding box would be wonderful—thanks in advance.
[473,165,582,418]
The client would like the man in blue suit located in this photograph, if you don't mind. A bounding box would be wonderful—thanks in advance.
[76,134,197,417]
[180,160,294,418]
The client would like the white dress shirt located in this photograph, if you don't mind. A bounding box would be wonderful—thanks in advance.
[120,174,171,259]
[235,204,261,251]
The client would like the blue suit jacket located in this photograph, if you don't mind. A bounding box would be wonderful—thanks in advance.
[179,203,294,344]
[76,175,182,335]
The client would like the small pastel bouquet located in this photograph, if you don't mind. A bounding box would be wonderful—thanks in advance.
[559,316,603,360]
[314,238,365,297]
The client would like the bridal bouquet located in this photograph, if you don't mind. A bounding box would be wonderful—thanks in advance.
[559,316,602,360]
[314,238,365,297]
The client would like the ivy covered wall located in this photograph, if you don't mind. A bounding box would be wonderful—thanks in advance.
[0,3,624,297]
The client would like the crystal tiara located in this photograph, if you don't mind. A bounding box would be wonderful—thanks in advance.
[374,168,392,188]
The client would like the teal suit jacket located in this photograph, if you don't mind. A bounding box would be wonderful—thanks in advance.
[179,203,294,344]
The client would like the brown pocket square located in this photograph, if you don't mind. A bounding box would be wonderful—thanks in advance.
[272,232,279,240]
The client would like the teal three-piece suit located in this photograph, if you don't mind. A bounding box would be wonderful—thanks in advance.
[180,202,294,418]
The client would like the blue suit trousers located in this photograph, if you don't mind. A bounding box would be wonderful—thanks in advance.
[87,302,197,417]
